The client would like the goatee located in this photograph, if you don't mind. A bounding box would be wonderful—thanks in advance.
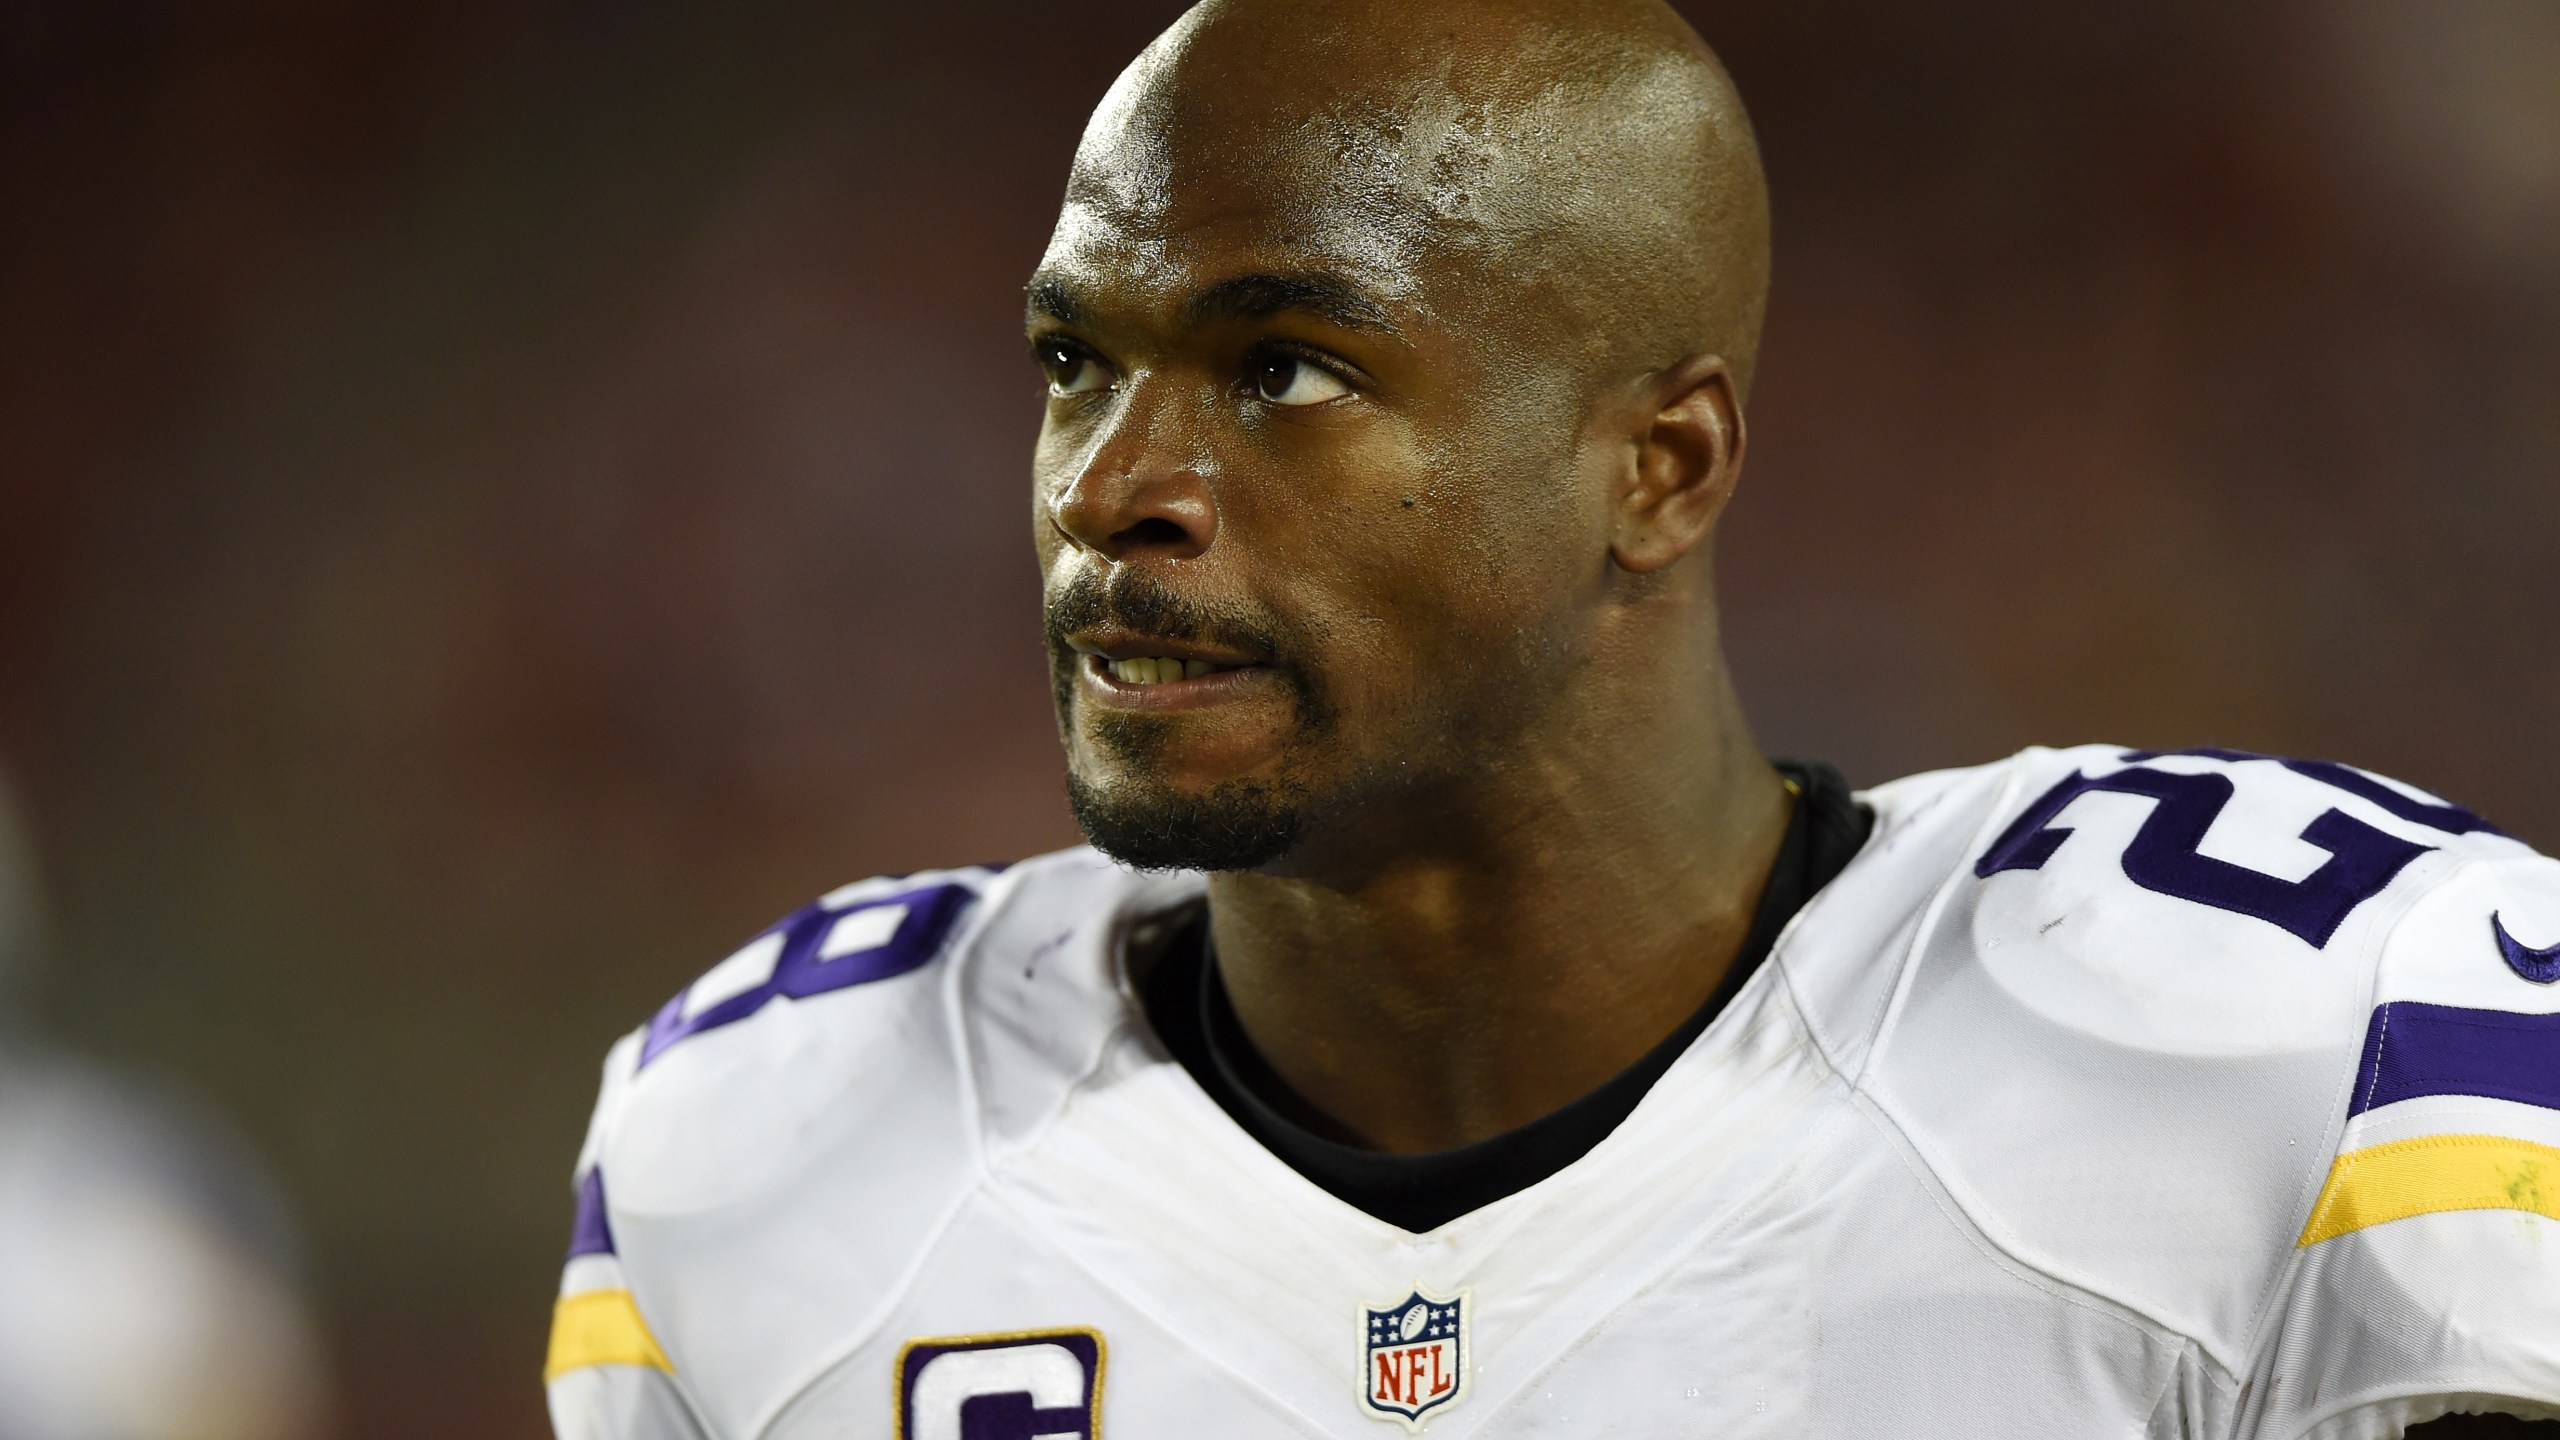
[1045,570,1328,872]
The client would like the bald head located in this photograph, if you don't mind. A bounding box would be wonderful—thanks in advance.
[1061,0,1769,397]
[1031,0,1775,875]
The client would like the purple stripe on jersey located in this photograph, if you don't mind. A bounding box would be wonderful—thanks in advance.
[2351,1001,2560,1117]
[566,1168,616,1259]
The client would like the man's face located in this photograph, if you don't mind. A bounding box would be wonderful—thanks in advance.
[1029,76,1612,872]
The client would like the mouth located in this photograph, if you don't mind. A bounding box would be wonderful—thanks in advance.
[1067,631,1275,709]
[1095,655,1245,685]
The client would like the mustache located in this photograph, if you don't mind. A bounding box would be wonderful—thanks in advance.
[1043,569,1287,662]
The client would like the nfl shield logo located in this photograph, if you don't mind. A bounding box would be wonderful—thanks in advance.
[1359,1288,1469,1429]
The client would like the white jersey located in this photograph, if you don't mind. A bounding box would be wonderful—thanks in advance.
[545,745,2560,1440]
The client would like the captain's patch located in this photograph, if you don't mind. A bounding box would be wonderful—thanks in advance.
[1360,1288,1468,1429]
[895,1328,1103,1440]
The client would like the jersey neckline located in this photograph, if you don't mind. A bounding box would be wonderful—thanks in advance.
[1138,759,1874,1232]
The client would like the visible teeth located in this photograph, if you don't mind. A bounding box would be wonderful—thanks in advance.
[1106,657,1225,685]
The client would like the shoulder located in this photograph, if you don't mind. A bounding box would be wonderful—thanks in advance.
[1806,744,2548,1375]
[586,847,1181,1221]
[584,861,1008,1200]
[553,846,1199,1436]
[2265,802,2560,1437]
[1947,745,2535,1074]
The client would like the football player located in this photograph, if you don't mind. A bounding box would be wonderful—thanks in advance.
[545,1,2560,1436]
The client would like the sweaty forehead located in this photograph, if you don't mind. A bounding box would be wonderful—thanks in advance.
[1048,8,1635,312]
[1038,0,1767,392]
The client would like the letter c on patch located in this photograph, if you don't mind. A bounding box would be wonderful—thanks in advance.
[897,1329,1104,1440]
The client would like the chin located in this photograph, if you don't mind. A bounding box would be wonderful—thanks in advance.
[1064,769,1308,873]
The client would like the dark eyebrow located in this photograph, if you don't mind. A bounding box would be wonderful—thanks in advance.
[1026,275,1089,329]
[1188,272,1399,336]
[1025,270,1400,339]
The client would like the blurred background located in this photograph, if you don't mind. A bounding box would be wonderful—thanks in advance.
[3,0,2556,1433]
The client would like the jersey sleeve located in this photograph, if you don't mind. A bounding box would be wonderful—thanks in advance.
[2247,851,2560,1439]
[545,1031,708,1440]
[540,864,1012,1438]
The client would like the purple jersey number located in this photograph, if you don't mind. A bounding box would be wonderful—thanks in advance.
[640,881,980,1067]
[1973,753,2485,949]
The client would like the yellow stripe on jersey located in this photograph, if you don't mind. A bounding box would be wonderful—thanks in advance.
[545,1288,673,1380]
[2299,1133,2560,1246]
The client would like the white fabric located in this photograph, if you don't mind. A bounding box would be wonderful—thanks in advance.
[549,746,2560,1439]
[549,1367,712,1440]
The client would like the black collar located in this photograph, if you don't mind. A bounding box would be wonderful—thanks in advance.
[1139,760,1874,1232]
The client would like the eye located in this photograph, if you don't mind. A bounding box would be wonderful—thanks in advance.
[1038,340,1113,396]
[1250,353,1350,407]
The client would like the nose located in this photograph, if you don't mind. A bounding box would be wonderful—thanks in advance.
[1045,398,1218,562]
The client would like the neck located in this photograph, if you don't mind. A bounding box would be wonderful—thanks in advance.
[1202,633,1790,1155]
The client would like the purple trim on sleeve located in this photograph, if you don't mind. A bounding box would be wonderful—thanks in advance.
[2350,1000,2560,1117]
[638,881,979,1068]
[566,1167,616,1259]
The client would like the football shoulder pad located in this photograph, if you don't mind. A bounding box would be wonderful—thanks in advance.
[557,849,1196,1439]
[1816,744,2552,1392]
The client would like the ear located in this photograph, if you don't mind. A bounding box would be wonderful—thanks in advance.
[1609,354,1745,575]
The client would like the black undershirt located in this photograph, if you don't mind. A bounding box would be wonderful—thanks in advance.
[1139,760,1875,1233]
